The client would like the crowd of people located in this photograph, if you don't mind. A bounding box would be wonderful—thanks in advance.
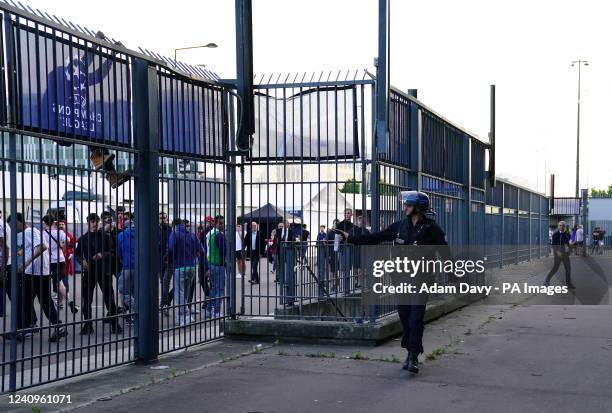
[258,208,371,302]
[0,209,231,342]
[3,203,609,344]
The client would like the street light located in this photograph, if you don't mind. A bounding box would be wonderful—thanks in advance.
[571,59,589,199]
[174,43,218,61]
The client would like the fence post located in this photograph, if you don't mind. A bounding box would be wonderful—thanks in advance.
[408,90,420,191]
[227,90,237,319]
[500,182,505,268]
[516,189,520,264]
[465,135,472,249]
[539,197,543,258]
[528,194,532,261]
[132,58,160,363]
[4,11,20,392]
[580,189,588,257]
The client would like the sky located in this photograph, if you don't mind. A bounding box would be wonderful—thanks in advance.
[23,0,612,196]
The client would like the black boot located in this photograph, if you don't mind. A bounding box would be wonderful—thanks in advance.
[49,325,68,342]
[80,322,94,335]
[111,321,123,335]
[402,352,419,373]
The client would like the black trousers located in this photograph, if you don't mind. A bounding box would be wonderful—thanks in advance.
[397,304,426,354]
[187,265,211,304]
[23,275,60,326]
[81,269,117,321]
[50,262,65,293]
[250,252,260,283]
[545,253,572,285]
[3,266,39,328]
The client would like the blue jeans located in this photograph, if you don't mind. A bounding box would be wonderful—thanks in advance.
[316,246,328,297]
[173,266,196,323]
[118,269,136,310]
[208,264,225,314]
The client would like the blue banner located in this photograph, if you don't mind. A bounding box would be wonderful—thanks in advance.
[16,25,130,145]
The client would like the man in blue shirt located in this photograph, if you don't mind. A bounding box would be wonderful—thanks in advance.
[117,213,136,323]
[166,219,207,326]
[544,221,575,289]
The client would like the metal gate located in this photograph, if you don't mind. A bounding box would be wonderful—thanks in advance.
[0,2,234,391]
[237,72,375,320]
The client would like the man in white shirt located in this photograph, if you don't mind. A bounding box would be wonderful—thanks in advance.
[575,225,584,256]
[0,211,10,269]
[10,212,66,342]
[42,215,76,313]
[235,223,246,278]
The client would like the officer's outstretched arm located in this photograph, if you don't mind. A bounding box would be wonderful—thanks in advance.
[347,221,400,245]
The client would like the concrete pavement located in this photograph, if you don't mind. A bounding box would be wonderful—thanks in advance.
[71,304,612,413]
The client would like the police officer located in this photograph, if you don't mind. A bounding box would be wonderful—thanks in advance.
[337,191,448,374]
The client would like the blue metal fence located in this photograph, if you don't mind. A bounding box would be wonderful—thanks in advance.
[0,0,552,393]
[0,2,232,392]
[484,178,549,267]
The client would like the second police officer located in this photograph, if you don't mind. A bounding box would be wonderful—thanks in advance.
[338,191,449,374]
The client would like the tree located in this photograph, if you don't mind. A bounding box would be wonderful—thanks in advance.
[339,178,396,196]
[590,184,612,197]
[339,178,361,194]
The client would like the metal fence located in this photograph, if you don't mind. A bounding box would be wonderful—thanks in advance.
[484,179,549,267]
[0,0,553,393]
[237,84,549,322]
[0,2,233,391]
[237,72,375,319]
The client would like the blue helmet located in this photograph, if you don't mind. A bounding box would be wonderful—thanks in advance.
[400,191,430,213]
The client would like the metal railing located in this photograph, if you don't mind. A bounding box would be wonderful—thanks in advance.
[0,2,234,392]
[237,84,550,323]
[0,0,553,393]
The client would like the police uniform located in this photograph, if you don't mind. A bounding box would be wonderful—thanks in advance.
[348,216,447,352]
[346,191,448,373]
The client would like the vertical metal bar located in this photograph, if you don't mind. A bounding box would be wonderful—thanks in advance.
[500,182,504,268]
[235,0,254,151]
[227,90,237,319]
[376,0,389,154]
[580,188,588,257]
[132,58,160,363]
[528,193,532,261]
[489,85,496,187]
[466,136,472,249]
[371,0,390,232]
[575,64,581,200]
[516,188,520,264]
[408,90,419,190]
[4,11,20,392]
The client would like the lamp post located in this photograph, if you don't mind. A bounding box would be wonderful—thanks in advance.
[174,43,218,61]
[571,59,588,199]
